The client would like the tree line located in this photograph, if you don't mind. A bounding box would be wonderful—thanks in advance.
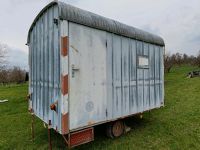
[164,52,200,73]
[0,43,27,85]
[0,67,27,85]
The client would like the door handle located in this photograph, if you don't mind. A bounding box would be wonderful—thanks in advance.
[72,64,79,71]
[72,64,79,78]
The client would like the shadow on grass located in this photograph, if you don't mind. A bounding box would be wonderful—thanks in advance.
[47,113,156,150]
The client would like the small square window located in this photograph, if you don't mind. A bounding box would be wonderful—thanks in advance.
[138,56,149,69]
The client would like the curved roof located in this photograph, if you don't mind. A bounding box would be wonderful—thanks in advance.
[27,1,165,46]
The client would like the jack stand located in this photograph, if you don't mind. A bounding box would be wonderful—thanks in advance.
[31,112,34,141]
[48,120,52,150]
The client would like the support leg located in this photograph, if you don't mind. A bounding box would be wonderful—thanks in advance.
[48,127,52,150]
[48,120,52,150]
[68,133,71,149]
[31,113,34,141]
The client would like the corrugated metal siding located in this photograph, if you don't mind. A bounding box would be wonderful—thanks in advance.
[28,2,164,134]
[110,34,164,118]
[67,23,164,130]
[29,5,61,131]
[129,40,137,114]
[112,34,122,118]
[136,41,144,112]
[143,43,150,110]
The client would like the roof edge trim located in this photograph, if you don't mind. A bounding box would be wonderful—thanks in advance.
[27,1,165,46]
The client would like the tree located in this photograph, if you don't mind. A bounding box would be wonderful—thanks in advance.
[0,43,8,70]
[164,52,174,73]
[9,66,26,84]
[183,53,189,64]
[173,52,182,66]
[195,51,200,67]
[0,69,9,85]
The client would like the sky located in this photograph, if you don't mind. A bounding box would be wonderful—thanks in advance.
[0,0,200,69]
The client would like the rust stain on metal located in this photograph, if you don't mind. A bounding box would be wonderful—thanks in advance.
[27,94,31,100]
[61,75,68,95]
[87,121,95,125]
[28,108,33,113]
[61,36,68,56]
[50,100,58,111]
[50,104,56,111]
[62,113,69,134]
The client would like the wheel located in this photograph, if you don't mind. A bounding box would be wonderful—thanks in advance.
[106,120,124,138]
[106,123,114,138]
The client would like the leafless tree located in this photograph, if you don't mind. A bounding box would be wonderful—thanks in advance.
[0,69,9,85]
[189,55,196,66]
[175,52,183,66]
[9,66,26,84]
[0,43,8,70]
[195,51,200,67]
[164,52,174,73]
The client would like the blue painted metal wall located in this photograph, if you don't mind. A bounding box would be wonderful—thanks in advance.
[28,2,164,133]
[106,33,164,120]
[28,5,61,132]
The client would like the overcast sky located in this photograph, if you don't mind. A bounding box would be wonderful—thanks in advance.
[0,0,200,69]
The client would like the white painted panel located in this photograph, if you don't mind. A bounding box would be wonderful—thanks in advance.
[129,40,137,114]
[69,22,107,130]
[143,43,150,110]
[155,46,161,107]
[122,37,130,116]
[60,20,69,114]
[160,47,164,105]
[136,41,144,112]
[106,33,113,120]
[149,44,155,109]
[112,34,122,118]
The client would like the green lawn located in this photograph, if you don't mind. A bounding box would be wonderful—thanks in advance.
[1,65,200,150]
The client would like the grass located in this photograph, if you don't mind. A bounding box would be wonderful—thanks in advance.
[0,65,200,150]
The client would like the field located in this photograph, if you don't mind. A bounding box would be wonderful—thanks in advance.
[0,65,200,150]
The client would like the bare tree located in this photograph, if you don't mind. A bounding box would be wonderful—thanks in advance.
[0,43,8,70]
[164,52,174,73]
[175,52,183,66]
[9,66,26,84]
[0,69,9,85]
[195,51,200,67]
[183,53,189,64]
[189,55,196,66]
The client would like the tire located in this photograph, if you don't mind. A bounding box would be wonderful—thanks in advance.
[106,120,124,138]
[106,123,114,138]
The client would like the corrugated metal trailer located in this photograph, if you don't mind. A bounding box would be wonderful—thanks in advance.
[27,1,165,148]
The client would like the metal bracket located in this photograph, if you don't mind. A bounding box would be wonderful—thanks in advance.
[62,134,71,149]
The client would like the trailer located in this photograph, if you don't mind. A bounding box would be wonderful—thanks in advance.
[27,1,165,148]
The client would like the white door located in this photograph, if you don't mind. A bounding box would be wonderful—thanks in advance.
[68,22,107,130]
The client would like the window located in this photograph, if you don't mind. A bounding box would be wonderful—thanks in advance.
[138,56,149,69]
